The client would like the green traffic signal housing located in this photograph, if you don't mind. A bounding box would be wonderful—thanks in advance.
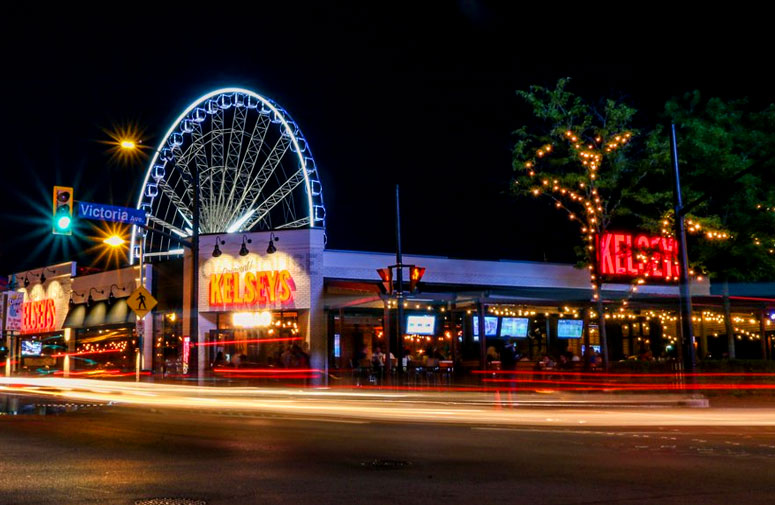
[52,186,74,235]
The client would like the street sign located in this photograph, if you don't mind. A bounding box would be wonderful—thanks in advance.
[77,201,146,226]
[135,318,145,338]
[126,286,157,319]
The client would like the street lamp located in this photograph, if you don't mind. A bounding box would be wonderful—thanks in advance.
[123,137,202,377]
[104,234,126,247]
[87,287,104,307]
[108,284,126,306]
[69,291,84,309]
[39,268,55,284]
[212,236,225,257]
[240,236,253,256]
[266,232,278,254]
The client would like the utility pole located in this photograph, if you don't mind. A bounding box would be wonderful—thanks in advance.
[192,163,200,378]
[395,184,404,373]
[670,123,697,371]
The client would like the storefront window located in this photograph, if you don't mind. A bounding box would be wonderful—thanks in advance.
[18,332,64,374]
[73,326,136,373]
[208,312,303,369]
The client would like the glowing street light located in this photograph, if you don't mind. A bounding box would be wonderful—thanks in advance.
[103,234,126,247]
[101,122,148,165]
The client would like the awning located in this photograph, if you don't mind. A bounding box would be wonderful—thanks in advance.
[63,297,135,329]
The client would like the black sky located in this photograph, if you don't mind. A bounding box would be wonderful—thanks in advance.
[1,4,771,273]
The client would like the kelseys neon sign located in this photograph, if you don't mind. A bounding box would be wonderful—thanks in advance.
[22,298,56,334]
[209,270,296,307]
[596,232,680,280]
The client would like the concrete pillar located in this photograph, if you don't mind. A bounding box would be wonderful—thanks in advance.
[63,328,73,378]
[699,312,707,360]
[307,233,327,383]
[142,264,153,371]
[760,309,768,360]
[478,299,487,370]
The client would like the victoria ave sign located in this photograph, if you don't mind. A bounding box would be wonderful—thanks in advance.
[77,201,146,226]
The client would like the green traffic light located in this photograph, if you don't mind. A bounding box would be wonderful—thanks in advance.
[56,215,72,230]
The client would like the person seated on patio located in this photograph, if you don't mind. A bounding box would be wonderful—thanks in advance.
[372,346,386,368]
[402,347,413,367]
[558,354,575,370]
[537,354,556,370]
[486,346,500,365]
[433,346,449,361]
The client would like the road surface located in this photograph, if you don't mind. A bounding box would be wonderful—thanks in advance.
[1,390,775,504]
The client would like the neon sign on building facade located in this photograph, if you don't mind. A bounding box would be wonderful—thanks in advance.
[209,270,296,308]
[596,232,680,281]
[21,298,56,334]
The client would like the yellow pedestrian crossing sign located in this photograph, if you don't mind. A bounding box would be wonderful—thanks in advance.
[127,286,157,319]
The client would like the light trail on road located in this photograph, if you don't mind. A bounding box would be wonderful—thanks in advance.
[3,376,775,427]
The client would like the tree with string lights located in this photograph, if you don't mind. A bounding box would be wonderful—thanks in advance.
[512,78,666,369]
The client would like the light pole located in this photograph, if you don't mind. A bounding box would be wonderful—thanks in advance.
[395,184,404,372]
[103,232,146,381]
[670,124,697,371]
[119,138,201,378]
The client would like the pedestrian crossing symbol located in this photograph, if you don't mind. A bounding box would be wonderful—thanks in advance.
[127,286,157,319]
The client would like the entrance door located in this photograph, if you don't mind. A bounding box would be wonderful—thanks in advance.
[207,329,234,369]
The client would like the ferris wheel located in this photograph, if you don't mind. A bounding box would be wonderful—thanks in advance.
[130,88,326,262]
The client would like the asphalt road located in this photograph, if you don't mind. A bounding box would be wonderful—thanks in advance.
[2,400,775,505]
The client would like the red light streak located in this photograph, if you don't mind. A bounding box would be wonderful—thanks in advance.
[213,368,322,374]
[194,337,302,347]
[215,373,318,379]
[472,370,775,378]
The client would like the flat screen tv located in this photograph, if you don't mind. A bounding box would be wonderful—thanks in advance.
[557,319,584,339]
[472,316,498,337]
[406,315,436,335]
[21,340,42,356]
[499,317,529,338]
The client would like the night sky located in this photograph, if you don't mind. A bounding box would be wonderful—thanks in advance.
[1,5,770,274]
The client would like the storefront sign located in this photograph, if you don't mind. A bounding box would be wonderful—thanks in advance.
[232,311,273,328]
[208,270,296,308]
[4,292,24,331]
[21,298,56,334]
[182,337,190,374]
[597,232,680,280]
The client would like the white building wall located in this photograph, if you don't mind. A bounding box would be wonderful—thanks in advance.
[322,250,710,297]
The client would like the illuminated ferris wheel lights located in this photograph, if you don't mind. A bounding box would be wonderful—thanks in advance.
[131,88,326,263]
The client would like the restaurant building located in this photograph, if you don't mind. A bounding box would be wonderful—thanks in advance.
[2,262,157,376]
[179,229,774,377]
[4,229,774,377]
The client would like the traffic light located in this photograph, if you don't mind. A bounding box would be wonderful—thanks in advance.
[52,186,74,235]
[409,266,425,292]
[376,268,393,294]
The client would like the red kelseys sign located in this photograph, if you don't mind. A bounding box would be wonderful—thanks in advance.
[209,270,295,307]
[22,298,56,334]
[596,232,680,280]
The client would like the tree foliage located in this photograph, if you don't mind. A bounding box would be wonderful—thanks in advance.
[657,92,775,283]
